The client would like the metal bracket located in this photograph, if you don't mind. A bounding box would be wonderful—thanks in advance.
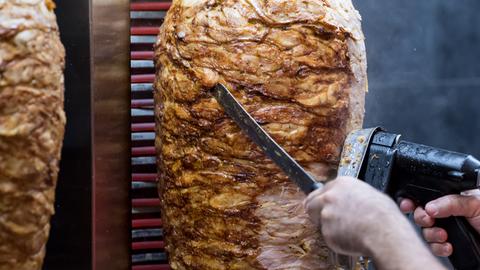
[338,127,382,178]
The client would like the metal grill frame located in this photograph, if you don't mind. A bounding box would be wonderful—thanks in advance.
[130,2,172,270]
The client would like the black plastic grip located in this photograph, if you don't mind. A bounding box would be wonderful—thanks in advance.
[400,185,480,270]
[366,131,480,269]
[435,217,480,270]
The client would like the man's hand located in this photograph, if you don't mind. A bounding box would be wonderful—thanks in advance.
[305,177,446,270]
[400,191,480,257]
[304,176,402,256]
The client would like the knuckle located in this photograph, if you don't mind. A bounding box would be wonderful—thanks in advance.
[443,195,458,212]
[467,196,480,208]
[423,227,447,242]
[432,249,444,257]
[414,206,425,214]
[321,208,333,221]
[445,243,453,256]
[444,195,455,205]
[414,208,431,226]
[322,192,336,204]
[413,213,423,224]
[399,199,415,213]
[430,243,452,257]
[466,196,480,217]
[322,193,332,202]
[430,244,444,257]
[423,229,436,242]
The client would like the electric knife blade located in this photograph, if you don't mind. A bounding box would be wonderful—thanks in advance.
[212,84,323,194]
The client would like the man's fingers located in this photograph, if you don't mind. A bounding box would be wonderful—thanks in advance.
[430,243,453,257]
[399,198,416,213]
[304,179,338,208]
[425,194,480,218]
[422,227,448,243]
[305,194,329,226]
[413,207,435,227]
[304,186,324,208]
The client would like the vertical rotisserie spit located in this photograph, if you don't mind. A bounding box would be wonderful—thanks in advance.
[0,1,65,269]
[155,0,367,268]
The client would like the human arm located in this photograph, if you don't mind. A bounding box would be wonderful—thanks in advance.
[305,177,446,270]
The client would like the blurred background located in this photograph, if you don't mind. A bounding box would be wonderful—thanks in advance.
[354,2,480,267]
[355,0,480,156]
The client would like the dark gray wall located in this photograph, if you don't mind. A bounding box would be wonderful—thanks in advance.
[355,0,480,157]
[354,2,480,267]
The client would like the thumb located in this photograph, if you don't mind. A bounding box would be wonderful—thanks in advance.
[425,194,480,218]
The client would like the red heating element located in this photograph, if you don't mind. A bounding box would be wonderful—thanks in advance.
[130,1,171,269]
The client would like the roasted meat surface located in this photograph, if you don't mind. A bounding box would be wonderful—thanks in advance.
[0,1,65,269]
[155,0,367,269]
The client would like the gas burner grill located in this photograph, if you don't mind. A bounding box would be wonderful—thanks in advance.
[130,2,171,270]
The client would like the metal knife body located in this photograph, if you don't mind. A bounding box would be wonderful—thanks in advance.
[212,84,323,194]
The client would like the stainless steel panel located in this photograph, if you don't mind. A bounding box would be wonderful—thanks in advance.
[91,0,131,269]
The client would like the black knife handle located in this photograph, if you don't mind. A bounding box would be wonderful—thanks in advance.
[435,217,480,270]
